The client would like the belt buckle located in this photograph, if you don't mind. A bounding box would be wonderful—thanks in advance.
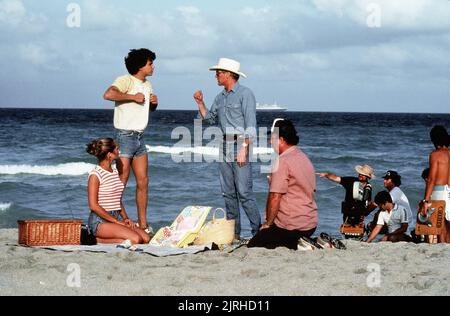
[223,134,239,141]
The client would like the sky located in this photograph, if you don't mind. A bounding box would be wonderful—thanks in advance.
[1,0,450,113]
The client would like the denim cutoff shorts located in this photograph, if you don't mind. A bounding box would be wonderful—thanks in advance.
[88,210,121,237]
[116,129,147,158]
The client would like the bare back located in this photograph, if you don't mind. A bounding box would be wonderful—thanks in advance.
[430,148,450,185]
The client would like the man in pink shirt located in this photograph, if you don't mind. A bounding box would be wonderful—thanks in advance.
[247,119,318,250]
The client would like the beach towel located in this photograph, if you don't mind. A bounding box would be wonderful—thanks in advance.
[149,206,212,248]
[27,244,213,257]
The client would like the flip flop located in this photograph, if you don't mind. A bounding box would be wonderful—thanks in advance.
[316,236,333,249]
[331,238,346,250]
[297,237,316,251]
[320,232,347,250]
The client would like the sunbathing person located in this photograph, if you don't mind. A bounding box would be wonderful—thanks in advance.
[86,138,150,245]
[366,191,411,243]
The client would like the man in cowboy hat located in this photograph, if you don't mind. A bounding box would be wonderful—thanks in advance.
[193,58,261,239]
[318,164,377,232]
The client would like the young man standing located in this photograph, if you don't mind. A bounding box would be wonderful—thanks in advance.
[194,58,261,239]
[103,48,158,232]
[366,191,411,243]
[420,125,450,243]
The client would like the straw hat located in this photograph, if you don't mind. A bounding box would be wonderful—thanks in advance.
[355,164,375,179]
[209,58,247,78]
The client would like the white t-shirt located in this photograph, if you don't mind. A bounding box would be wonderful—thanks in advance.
[377,204,409,234]
[389,186,412,225]
[112,75,153,132]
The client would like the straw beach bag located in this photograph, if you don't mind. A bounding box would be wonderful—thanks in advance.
[194,208,235,246]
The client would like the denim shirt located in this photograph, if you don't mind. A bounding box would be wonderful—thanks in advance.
[198,82,257,140]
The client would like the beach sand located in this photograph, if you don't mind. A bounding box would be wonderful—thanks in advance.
[0,228,449,296]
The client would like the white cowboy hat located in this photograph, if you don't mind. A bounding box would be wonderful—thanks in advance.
[355,164,376,179]
[209,58,247,78]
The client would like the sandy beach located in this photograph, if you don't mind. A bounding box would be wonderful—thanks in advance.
[0,228,449,296]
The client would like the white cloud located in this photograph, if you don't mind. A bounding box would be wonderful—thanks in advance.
[176,6,214,38]
[362,45,410,67]
[81,0,122,29]
[312,0,450,30]
[0,0,26,26]
[19,43,50,65]
[0,0,47,32]
[159,56,210,75]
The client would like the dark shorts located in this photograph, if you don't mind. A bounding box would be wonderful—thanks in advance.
[247,224,316,250]
[116,130,147,159]
[88,210,121,237]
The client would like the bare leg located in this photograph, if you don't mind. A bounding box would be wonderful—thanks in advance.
[117,157,132,185]
[440,220,450,243]
[96,223,143,244]
[134,227,151,243]
[96,238,123,244]
[132,154,149,229]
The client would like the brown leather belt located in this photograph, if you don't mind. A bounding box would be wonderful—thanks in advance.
[223,134,240,141]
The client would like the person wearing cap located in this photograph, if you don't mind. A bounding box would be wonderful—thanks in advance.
[366,191,412,243]
[317,165,376,228]
[420,125,450,243]
[193,58,261,239]
[367,170,412,234]
[247,119,318,250]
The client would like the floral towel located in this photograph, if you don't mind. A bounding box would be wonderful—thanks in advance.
[149,206,212,248]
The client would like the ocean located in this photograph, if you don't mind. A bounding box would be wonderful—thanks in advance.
[0,108,449,238]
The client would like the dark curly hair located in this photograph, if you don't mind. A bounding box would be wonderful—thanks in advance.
[273,119,299,145]
[86,138,117,162]
[125,48,156,75]
[430,125,449,148]
[374,190,393,206]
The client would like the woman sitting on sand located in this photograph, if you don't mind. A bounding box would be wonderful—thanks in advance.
[86,138,150,245]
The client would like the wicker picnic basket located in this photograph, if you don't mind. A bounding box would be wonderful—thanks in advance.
[18,220,83,246]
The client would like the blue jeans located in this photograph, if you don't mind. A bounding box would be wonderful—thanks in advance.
[116,130,147,159]
[88,210,121,237]
[218,141,261,237]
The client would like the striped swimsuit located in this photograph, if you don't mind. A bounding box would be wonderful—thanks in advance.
[89,165,125,211]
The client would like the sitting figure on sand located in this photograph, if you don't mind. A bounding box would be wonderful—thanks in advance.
[86,138,150,245]
[318,164,377,238]
[247,119,318,250]
[367,170,412,235]
[366,191,411,243]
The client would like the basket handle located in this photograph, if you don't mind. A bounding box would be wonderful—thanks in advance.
[212,208,227,221]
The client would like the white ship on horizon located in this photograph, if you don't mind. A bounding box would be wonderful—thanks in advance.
[256,102,287,112]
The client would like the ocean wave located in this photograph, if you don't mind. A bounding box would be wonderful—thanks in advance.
[0,202,12,211]
[0,162,95,176]
[146,145,273,156]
